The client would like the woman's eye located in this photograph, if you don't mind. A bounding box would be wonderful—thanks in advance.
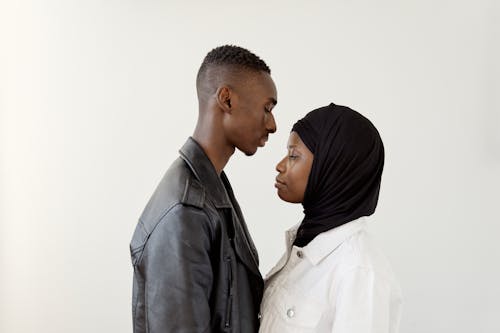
[288,155,298,160]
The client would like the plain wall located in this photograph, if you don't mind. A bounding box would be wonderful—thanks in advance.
[1,0,499,332]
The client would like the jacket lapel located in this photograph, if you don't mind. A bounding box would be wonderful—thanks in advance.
[220,173,262,278]
[179,137,262,278]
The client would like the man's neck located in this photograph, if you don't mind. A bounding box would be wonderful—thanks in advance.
[192,130,235,175]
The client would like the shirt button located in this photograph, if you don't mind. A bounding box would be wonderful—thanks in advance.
[296,251,303,258]
[287,308,295,318]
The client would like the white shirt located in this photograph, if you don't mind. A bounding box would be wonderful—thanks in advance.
[259,217,402,333]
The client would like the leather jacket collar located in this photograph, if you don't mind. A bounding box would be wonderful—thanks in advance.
[179,137,232,209]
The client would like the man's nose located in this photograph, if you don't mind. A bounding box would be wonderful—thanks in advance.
[266,112,277,133]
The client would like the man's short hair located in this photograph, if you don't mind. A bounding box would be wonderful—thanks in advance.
[196,45,271,91]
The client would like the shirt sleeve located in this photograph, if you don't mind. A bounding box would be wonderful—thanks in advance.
[140,204,214,333]
[331,267,393,333]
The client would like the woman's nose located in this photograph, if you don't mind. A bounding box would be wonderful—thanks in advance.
[276,157,286,173]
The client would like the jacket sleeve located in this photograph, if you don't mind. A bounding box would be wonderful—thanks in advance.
[141,204,214,333]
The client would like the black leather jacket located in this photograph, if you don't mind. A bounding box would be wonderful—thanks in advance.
[130,137,264,333]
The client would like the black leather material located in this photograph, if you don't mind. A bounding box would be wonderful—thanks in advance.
[130,137,263,332]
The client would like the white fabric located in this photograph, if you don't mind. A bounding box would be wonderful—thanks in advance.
[259,217,402,333]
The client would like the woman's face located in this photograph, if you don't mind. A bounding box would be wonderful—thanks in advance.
[275,131,314,203]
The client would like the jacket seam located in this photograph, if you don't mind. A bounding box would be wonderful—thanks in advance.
[136,202,217,267]
[133,202,183,266]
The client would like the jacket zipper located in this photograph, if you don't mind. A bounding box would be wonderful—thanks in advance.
[225,255,233,328]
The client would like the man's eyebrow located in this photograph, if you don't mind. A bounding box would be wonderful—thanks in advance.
[287,144,297,149]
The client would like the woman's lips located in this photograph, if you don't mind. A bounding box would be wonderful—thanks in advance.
[274,178,286,189]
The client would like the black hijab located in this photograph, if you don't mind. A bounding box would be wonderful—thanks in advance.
[292,103,385,247]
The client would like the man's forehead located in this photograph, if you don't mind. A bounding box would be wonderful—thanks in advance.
[253,73,277,99]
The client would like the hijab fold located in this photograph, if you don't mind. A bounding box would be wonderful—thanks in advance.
[292,103,384,247]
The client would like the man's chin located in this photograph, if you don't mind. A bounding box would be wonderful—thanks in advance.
[239,145,258,156]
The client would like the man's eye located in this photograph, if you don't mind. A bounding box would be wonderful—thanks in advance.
[289,155,298,160]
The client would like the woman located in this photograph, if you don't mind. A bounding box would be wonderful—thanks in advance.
[259,103,402,332]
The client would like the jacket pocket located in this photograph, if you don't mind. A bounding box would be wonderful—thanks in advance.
[224,255,233,328]
[269,285,323,331]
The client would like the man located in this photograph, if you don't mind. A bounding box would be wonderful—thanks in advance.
[130,45,277,333]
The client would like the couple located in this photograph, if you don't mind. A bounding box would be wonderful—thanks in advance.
[129,45,402,333]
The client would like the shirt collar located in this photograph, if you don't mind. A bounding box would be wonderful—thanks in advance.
[286,217,367,266]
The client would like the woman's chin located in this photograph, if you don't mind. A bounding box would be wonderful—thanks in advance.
[276,190,287,202]
[277,191,301,204]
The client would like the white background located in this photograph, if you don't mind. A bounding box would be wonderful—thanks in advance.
[1,1,499,332]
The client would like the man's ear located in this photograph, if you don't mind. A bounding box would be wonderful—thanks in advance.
[216,86,232,113]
